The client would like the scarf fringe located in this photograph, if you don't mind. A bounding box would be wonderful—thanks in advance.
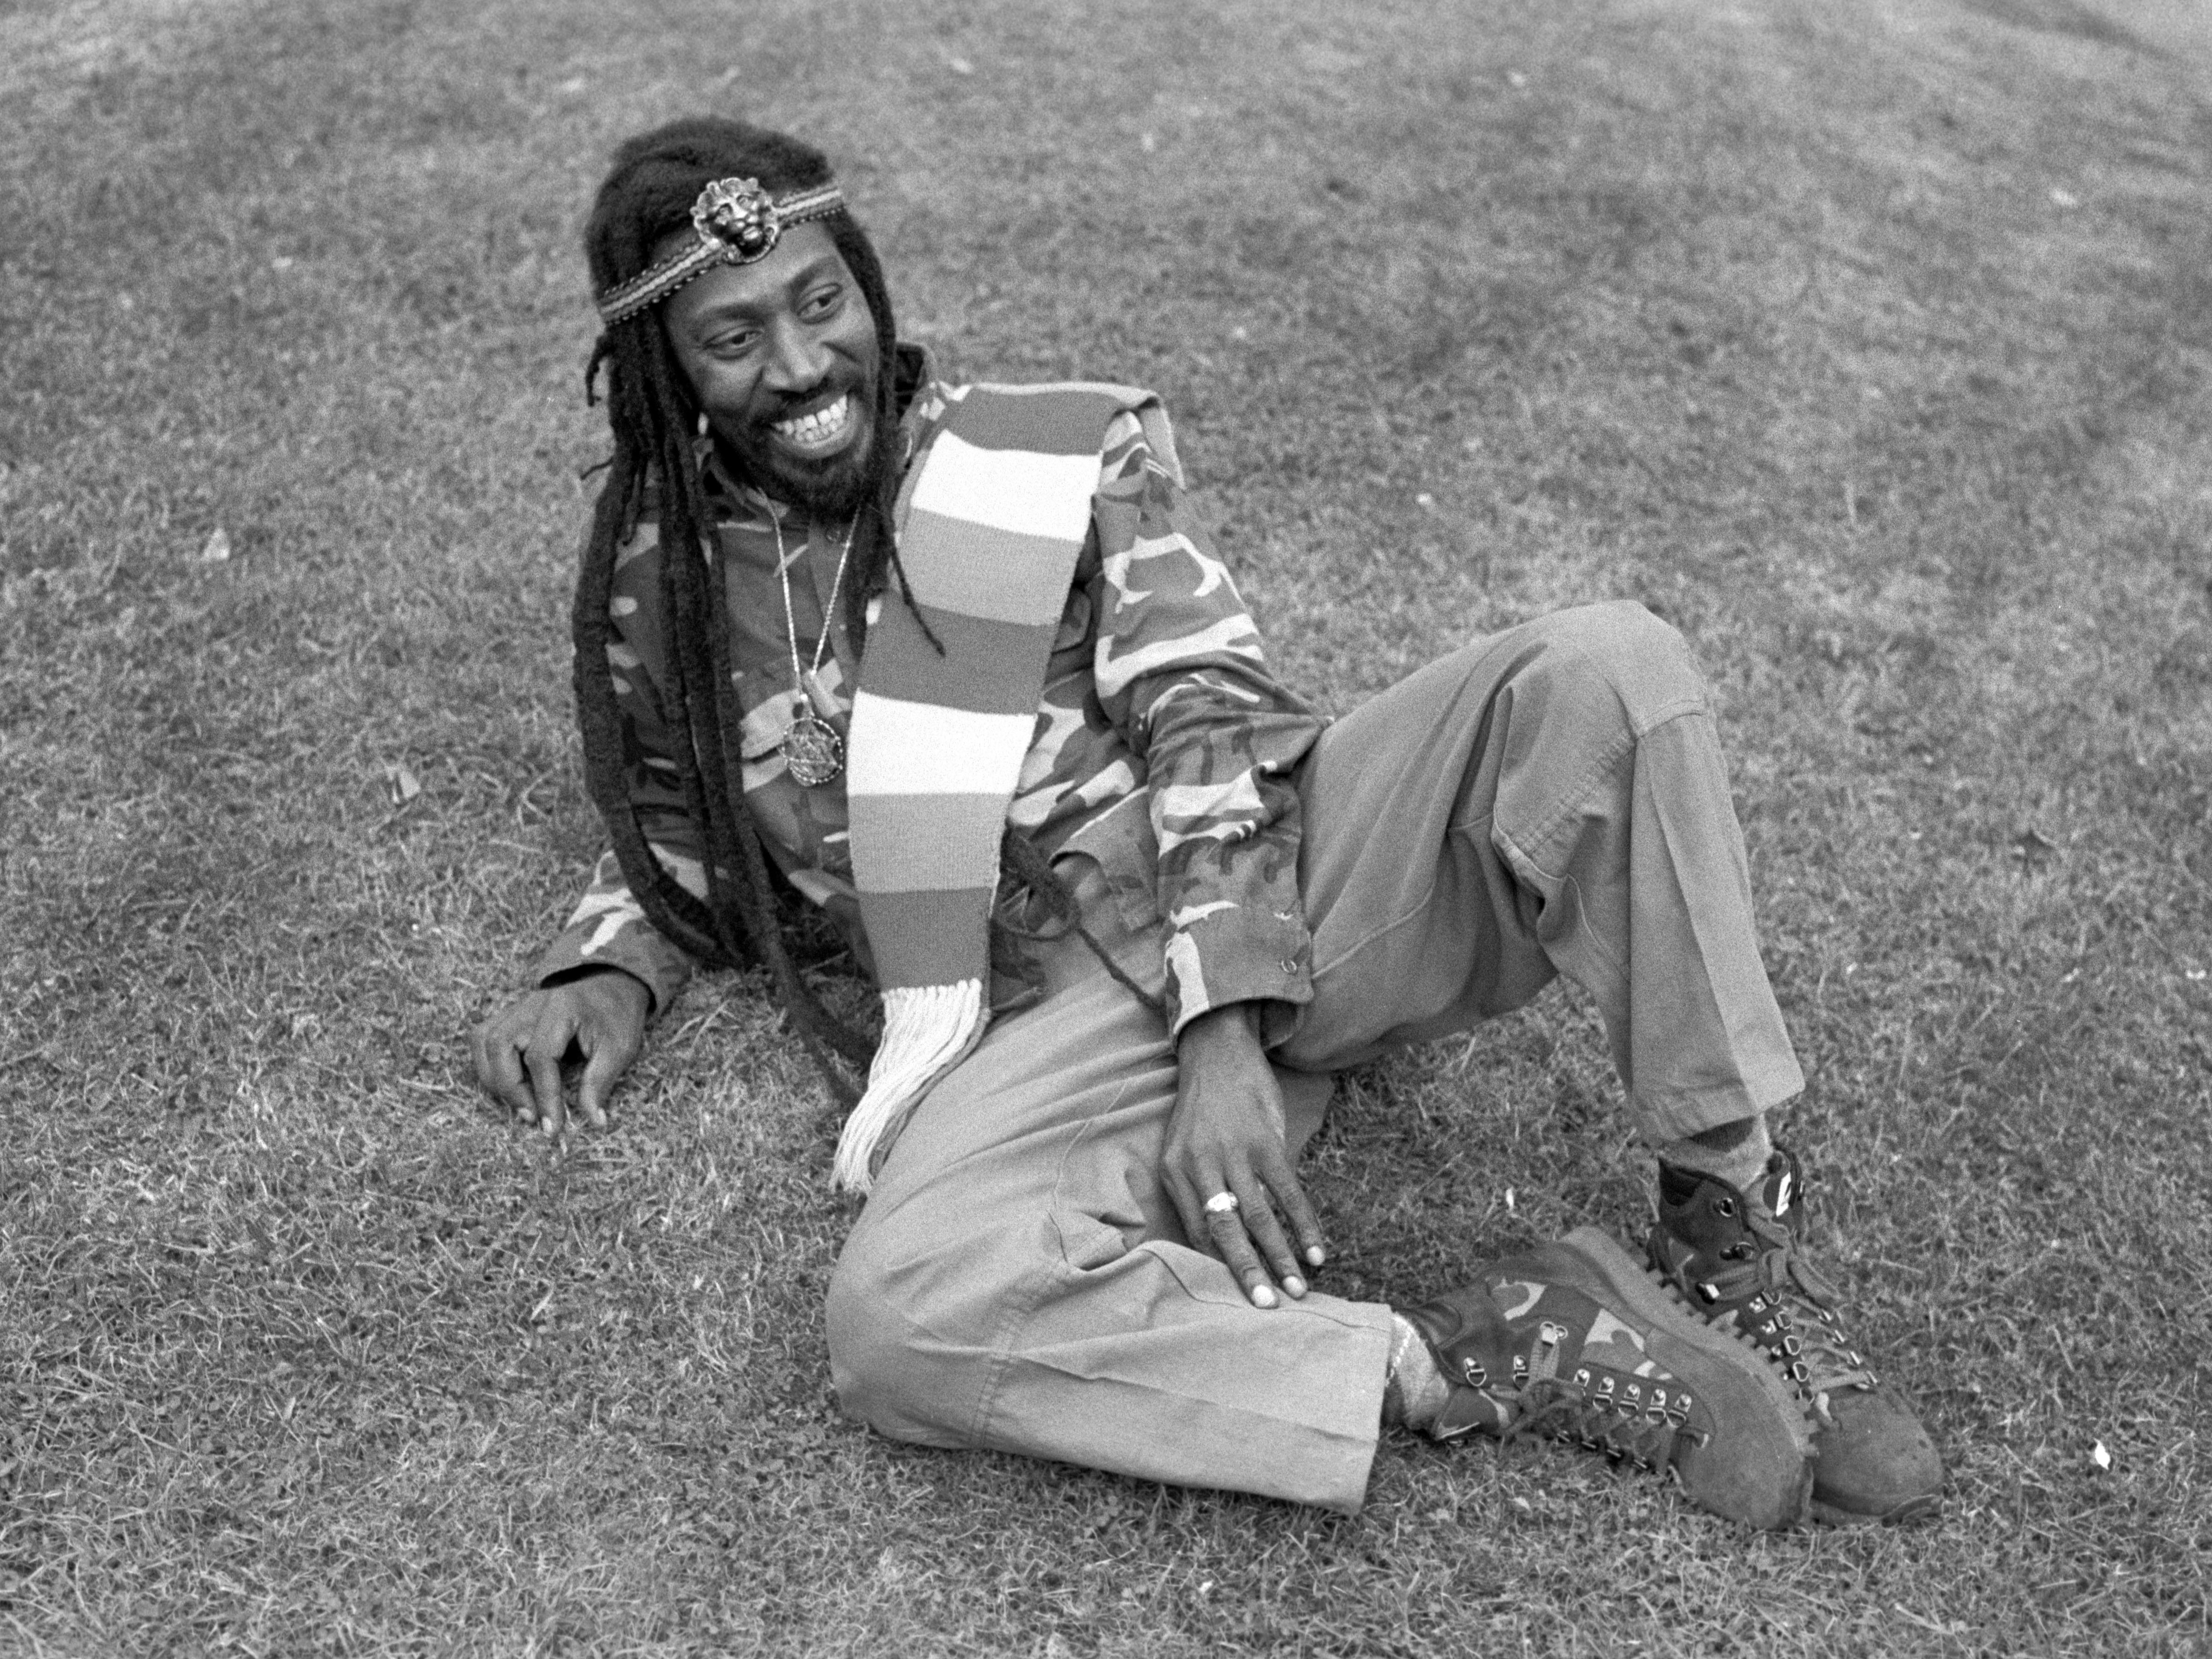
[831,979,988,1193]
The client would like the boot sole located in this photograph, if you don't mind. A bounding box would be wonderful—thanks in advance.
[1528,1227,1817,1530]
[1810,1492,1944,1528]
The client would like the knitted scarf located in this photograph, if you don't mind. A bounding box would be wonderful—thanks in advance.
[830,381,1172,1192]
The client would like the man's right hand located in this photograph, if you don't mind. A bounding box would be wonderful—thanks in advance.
[471,970,651,1137]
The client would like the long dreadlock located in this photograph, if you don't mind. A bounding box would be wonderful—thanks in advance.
[572,117,1160,1106]
[574,117,900,1087]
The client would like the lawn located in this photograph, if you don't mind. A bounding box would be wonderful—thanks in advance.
[2,0,2209,1653]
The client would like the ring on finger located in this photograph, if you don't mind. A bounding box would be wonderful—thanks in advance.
[1203,1191,1241,1217]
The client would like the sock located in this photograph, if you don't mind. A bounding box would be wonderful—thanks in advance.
[1382,1313,1450,1434]
[1657,1113,1774,1195]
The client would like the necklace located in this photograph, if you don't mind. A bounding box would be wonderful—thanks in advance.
[772,512,857,788]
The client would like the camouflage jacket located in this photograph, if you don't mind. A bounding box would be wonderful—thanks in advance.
[532,368,1326,1039]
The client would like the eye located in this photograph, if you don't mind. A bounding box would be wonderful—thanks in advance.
[798,283,844,323]
[704,323,761,356]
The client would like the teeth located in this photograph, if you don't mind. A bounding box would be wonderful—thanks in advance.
[774,394,850,443]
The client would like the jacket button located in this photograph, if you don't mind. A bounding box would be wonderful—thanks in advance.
[1280,959,1298,974]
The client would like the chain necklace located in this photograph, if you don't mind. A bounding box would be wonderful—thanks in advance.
[772,512,857,788]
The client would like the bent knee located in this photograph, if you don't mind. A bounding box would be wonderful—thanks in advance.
[1527,598,1688,665]
[825,1204,1037,1443]
[823,1240,912,1434]
[824,1213,923,1421]
[1521,600,1706,730]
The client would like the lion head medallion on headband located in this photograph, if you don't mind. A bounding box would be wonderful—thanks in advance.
[594,176,846,327]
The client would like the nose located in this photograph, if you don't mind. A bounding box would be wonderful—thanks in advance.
[761,313,831,394]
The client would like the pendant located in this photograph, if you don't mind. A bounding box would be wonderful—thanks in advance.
[782,713,845,787]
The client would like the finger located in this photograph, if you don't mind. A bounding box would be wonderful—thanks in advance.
[474,1020,535,1120]
[1236,1176,1307,1299]
[1204,1201,1279,1309]
[575,1020,637,1129]
[1163,1166,1208,1259]
[523,1012,570,1139]
[1259,1150,1329,1272]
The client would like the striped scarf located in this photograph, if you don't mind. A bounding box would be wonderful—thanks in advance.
[830,382,1172,1192]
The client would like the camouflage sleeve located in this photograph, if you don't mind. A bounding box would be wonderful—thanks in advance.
[529,524,705,1016]
[1090,411,1327,1038]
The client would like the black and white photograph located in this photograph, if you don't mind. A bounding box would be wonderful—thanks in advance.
[4,0,2207,1651]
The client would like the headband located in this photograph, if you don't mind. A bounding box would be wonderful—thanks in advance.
[594,176,847,327]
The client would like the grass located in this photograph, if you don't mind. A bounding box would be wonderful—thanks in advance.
[2,0,2209,1652]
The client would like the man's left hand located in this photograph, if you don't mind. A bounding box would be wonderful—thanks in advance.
[1162,1003,1328,1309]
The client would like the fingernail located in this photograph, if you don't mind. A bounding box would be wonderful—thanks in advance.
[1251,1285,1278,1309]
[1283,1275,1308,1298]
[1305,1246,1327,1268]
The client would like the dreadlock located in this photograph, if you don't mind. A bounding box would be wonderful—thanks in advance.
[573,116,898,1087]
[572,117,1157,1106]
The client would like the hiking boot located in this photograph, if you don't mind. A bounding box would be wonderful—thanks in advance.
[1648,1148,1944,1526]
[1400,1226,1814,1529]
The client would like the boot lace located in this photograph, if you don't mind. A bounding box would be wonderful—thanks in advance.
[1702,1205,1877,1413]
[1501,1381,1699,1474]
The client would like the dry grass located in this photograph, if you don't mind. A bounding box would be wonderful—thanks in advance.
[3,0,2209,1653]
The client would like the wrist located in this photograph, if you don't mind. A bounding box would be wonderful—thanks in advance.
[1177,1001,1262,1064]
[549,964,653,1014]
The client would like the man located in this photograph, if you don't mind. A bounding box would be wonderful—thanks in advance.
[473,116,1942,1527]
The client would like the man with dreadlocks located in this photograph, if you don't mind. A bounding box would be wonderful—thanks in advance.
[472,116,1942,1528]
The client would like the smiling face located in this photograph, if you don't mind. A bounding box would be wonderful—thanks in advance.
[657,220,881,517]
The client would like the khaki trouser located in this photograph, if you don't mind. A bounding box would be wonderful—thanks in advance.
[825,602,1804,1512]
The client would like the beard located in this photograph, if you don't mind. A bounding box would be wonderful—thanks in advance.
[715,384,888,522]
